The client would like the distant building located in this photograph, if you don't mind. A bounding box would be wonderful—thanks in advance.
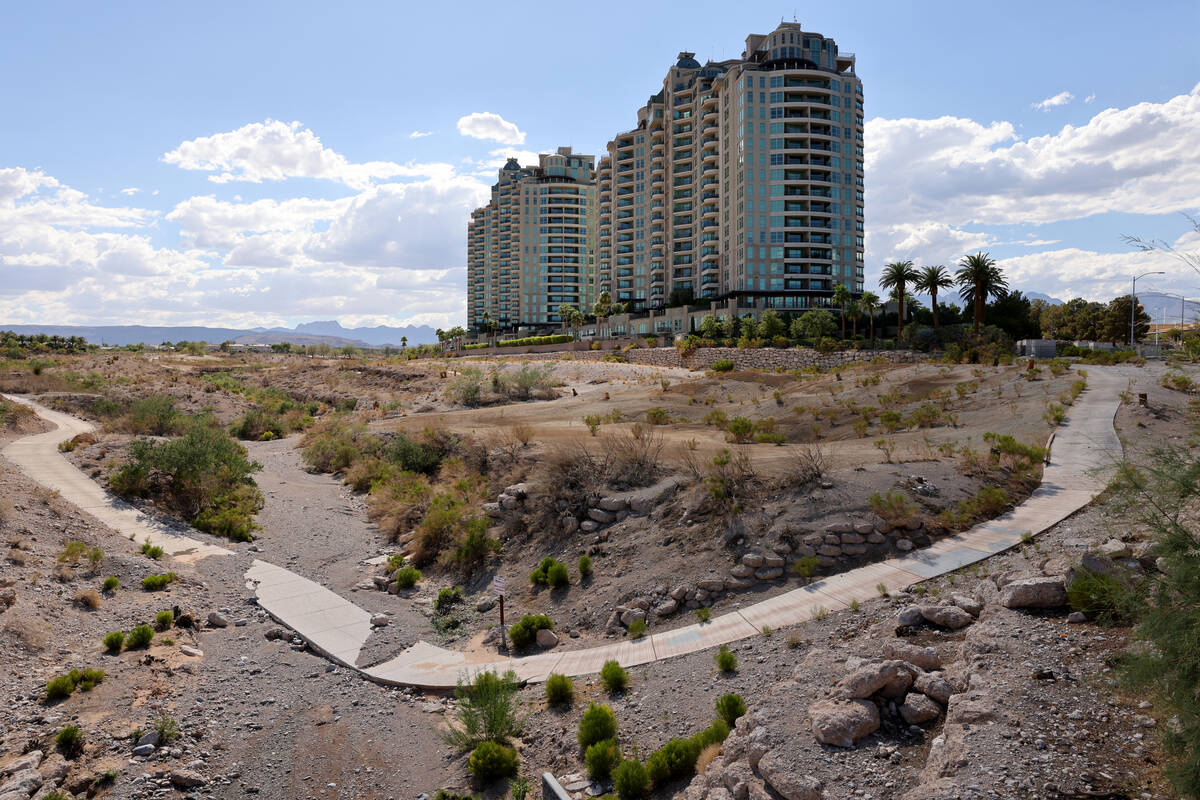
[467,147,597,334]
[594,21,864,314]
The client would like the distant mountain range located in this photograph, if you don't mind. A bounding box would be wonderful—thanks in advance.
[1136,291,1200,325]
[0,321,438,348]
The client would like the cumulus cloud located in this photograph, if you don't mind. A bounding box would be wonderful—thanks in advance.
[1084,93,1097,104]
[162,119,456,189]
[456,112,526,145]
[1033,91,1074,111]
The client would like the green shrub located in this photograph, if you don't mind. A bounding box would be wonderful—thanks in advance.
[102,576,119,592]
[613,758,649,800]
[715,644,737,673]
[394,565,421,589]
[140,541,164,559]
[508,614,554,651]
[142,573,176,591]
[578,554,593,578]
[386,553,407,573]
[585,738,620,780]
[154,610,174,630]
[691,718,730,749]
[715,693,747,727]
[645,407,670,425]
[435,586,465,612]
[444,669,524,750]
[75,668,104,691]
[725,416,755,444]
[695,607,711,623]
[711,359,735,372]
[791,555,819,578]
[46,674,76,700]
[545,673,574,709]
[468,741,519,782]
[647,737,701,787]
[627,619,647,639]
[600,659,628,693]
[124,395,181,435]
[578,702,617,750]
[103,631,125,652]
[530,557,569,588]
[496,334,572,348]
[1067,569,1134,625]
[450,523,500,575]
[126,624,154,648]
[56,724,85,758]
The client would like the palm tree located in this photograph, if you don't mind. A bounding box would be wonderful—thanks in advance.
[914,265,953,330]
[400,336,408,349]
[878,260,919,341]
[593,291,612,338]
[435,328,446,351]
[557,304,577,335]
[846,299,861,338]
[860,292,880,347]
[955,252,1008,333]
[832,284,852,340]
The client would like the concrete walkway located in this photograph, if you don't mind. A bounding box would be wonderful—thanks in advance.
[1,394,232,562]
[5,368,1124,689]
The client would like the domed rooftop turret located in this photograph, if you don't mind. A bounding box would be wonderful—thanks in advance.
[676,51,700,69]
[502,158,521,171]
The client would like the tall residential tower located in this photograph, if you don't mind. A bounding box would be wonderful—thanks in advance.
[467,147,596,335]
[595,21,864,313]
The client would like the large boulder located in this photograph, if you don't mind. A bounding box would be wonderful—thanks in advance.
[836,660,914,699]
[918,605,973,630]
[999,577,1067,609]
[809,698,880,748]
[0,769,43,796]
[757,750,825,799]
[899,693,942,725]
[536,628,559,648]
[879,641,940,670]
[913,672,953,705]
[0,751,42,778]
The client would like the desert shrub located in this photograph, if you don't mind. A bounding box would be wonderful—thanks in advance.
[155,610,175,630]
[75,589,101,609]
[75,667,104,691]
[692,718,731,749]
[791,555,819,578]
[1067,569,1135,625]
[715,693,747,727]
[1161,371,1196,394]
[433,586,463,613]
[645,407,670,425]
[450,521,500,575]
[906,402,943,428]
[600,659,629,692]
[103,631,125,652]
[468,741,519,782]
[46,674,76,700]
[56,724,85,757]
[230,408,285,441]
[445,669,524,750]
[879,409,904,432]
[496,334,572,348]
[585,738,620,780]
[127,624,154,648]
[974,486,1010,516]
[530,557,568,588]
[394,565,422,589]
[122,395,182,435]
[868,490,920,526]
[1044,402,1067,425]
[140,541,164,559]
[715,645,737,673]
[584,414,602,435]
[613,758,649,800]
[578,702,618,750]
[695,607,711,623]
[646,737,701,787]
[627,618,647,639]
[545,673,574,708]
[578,554,593,578]
[508,614,554,651]
[982,432,1046,467]
[711,359,734,372]
[142,573,176,591]
[725,416,755,444]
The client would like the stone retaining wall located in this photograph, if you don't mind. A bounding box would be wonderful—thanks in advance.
[511,346,919,371]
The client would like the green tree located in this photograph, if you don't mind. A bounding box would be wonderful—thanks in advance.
[879,260,919,340]
[791,309,837,341]
[557,304,578,335]
[914,265,954,330]
[1103,295,1151,345]
[758,309,786,341]
[845,299,861,338]
[698,315,721,340]
[859,291,881,347]
[832,283,852,339]
[955,252,1008,333]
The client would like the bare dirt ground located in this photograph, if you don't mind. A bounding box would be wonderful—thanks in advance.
[0,353,1196,800]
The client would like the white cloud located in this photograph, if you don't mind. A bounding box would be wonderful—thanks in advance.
[1084,93,1097,104]
[456,112,526,145]
[1033,90,1074,111]
[161,119,456,189]
[119,187,140,196]
[409,130,433,138]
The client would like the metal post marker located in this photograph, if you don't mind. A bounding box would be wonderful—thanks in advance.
[493,575,507,651]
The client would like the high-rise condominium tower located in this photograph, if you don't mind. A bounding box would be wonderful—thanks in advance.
[595,21,863,313]
[467,147,596,334]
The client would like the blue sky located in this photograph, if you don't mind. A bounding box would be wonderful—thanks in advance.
[2,0,1199,328]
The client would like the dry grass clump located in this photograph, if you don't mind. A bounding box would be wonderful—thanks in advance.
[75,589,101,610]
[696,742,722,774]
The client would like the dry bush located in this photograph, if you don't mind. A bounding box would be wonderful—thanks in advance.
[606,425,664,489]
[0,498,15,527]
[696,743,722,774]
[53,564,74,582]
[367,472,432,542]
[6,549,26,566]
[510,424,535,446]
[779,443,828,489]
[74,589,101,610]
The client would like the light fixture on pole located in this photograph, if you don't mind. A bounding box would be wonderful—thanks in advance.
[1131,271,1165,347]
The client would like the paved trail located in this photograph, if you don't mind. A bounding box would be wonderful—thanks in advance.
[4,369,1124,688]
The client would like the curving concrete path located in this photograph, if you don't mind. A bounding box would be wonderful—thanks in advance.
[1,394,231,562]
[5,368,1125,689]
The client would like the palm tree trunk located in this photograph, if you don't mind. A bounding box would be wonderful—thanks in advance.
[840,303,846,339]
[897,284,905,341]
[974,289,983,333]
[931,289,940,329]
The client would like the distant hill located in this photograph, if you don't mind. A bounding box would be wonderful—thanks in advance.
[1136,292,1200,325]
[0,321,439,348]
[1023,291,1065,306]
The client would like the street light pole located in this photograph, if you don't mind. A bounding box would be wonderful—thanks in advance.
[1131,271,1165,347]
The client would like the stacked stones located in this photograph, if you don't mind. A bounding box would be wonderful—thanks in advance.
[519,345,919,372]
[566,477,682,536]
[481,482,530,522]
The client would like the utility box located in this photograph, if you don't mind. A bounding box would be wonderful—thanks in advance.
[1017,339,1056,358]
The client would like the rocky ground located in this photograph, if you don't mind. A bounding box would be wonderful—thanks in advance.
[0,357,1195,800]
